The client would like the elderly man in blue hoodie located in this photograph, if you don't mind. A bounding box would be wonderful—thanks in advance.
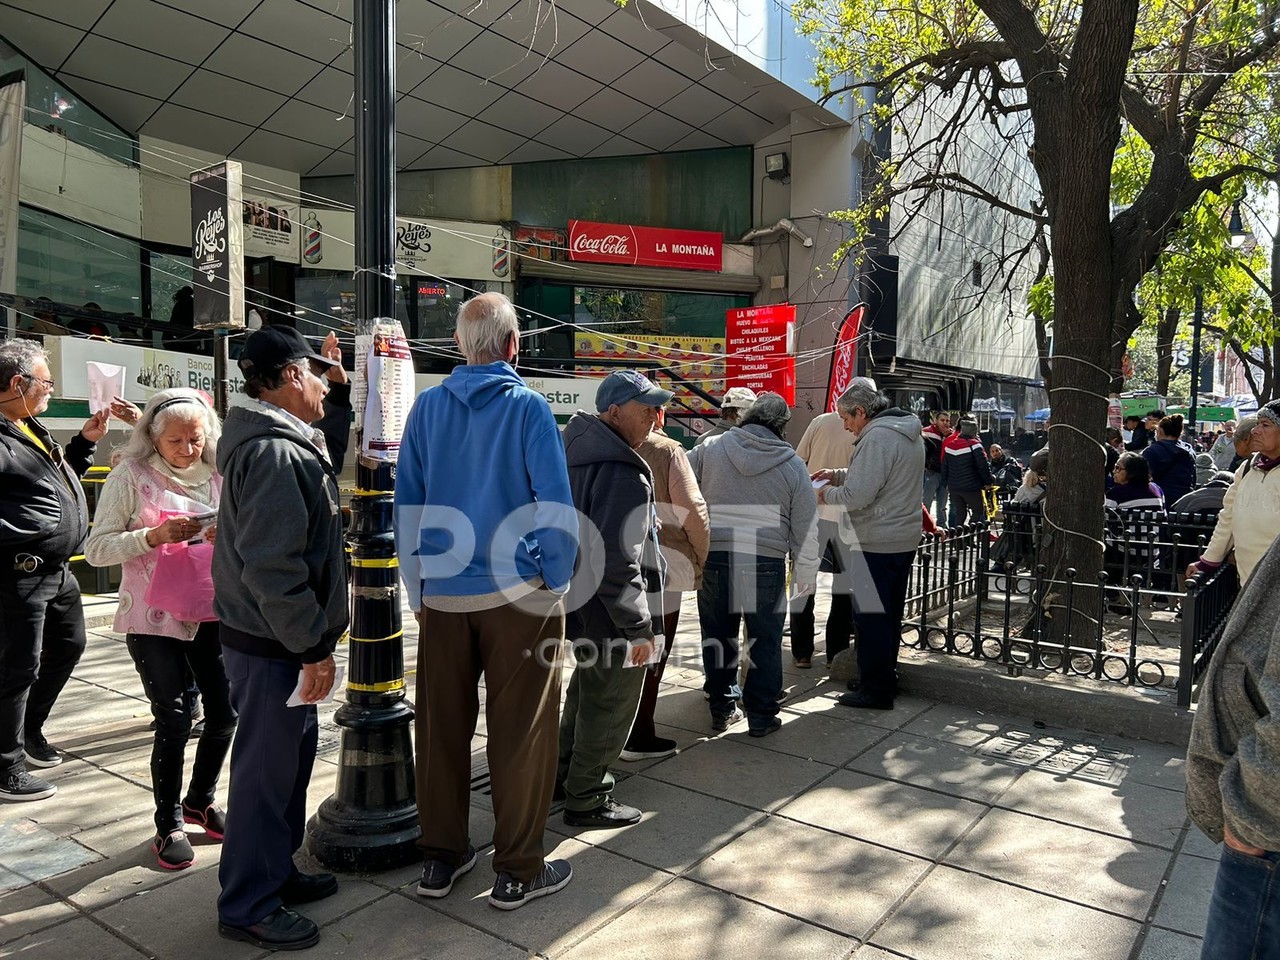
[815,379,925,711]
[395,292,578,911]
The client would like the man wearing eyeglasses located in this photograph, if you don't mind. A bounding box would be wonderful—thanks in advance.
[0,338,132,802]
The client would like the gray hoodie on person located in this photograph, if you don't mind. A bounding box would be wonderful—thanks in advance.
[1186,533,1280,851]
[825,408,925,554]
[687,424,820,585]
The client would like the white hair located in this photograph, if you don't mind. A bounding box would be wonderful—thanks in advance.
[113,388,221,468]
[0,339,49,388]
[456,292,518,364]
[836,380,889,418]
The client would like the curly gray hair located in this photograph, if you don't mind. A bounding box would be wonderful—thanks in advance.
[0,339,49,389]
[113,388,221,468]
[836,378,889,419]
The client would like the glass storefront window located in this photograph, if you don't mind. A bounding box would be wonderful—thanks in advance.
[147,251,192,322]
[16,206,141,314]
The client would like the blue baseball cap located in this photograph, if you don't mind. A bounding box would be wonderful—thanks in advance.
[595,370,673,412]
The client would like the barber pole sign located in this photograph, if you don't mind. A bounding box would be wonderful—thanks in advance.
[826,304,865,412]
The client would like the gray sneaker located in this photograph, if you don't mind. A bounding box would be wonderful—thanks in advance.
[416,844,476,898]
[488,859,572,910]
[0,771,57,802]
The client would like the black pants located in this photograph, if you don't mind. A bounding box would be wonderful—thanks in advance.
[949,490,986,526]
[850,550,916,701]
[218,643,318,928]
[789,520,854,663]
[0,565,87,777]
[126,623,236,834]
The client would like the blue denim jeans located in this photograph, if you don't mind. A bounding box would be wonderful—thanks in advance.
[697,552,786,732]
[923,471,947,522]
[1201,845,1280,959]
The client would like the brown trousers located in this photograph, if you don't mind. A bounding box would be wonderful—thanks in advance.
[415,595,564,882]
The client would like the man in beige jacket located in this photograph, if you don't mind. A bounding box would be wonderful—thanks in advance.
[790,410,856,668]
[623,410,710,760]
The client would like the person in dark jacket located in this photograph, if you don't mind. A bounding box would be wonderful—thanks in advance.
[213,326,347,951]
[1142,414,1197,508]
[559,371,667,830]
[941,418,993,525]
[1126,411,1159,451]
[988,443,1023,497]
[0,339,137,803]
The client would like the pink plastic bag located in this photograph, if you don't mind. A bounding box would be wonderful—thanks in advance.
[143,540,217,623]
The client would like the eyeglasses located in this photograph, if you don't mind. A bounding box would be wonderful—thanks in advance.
[24,373,55,389]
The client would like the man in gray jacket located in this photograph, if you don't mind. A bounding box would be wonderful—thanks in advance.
[815,379,924,710]
[213,326,346,951]
[1185,533,1280,959]
[559,371,667,829]
[689,393,819,735]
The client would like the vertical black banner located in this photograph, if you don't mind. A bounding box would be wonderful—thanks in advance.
[191,161,244,330]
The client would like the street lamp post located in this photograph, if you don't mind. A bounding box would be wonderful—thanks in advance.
[1188,284,1203,434]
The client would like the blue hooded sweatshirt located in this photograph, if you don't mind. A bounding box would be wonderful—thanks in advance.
[394,362,578,607]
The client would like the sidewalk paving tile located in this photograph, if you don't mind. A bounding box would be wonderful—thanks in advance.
[417,837,668,957]
[992,767,1188,849]
[43,840,211,911]
[782,688,935,732]
[846,732,1023,804]
[1089,738,1188,793]
[0,766,152,838]
[1137,928,1203,960]
[0,819,99,891]
[1178,828,1219,861]
[899,703,1021,748]
[722,709,888,767]
[687,816,930,938]
[642,737,836,812]
[312,892,529,960]
[872,866,1142,960]
[0,884,77,945]
[775,769,986,860]
[0,916,151,960]
[558,876,856,960]
[942,808,1172,918]
[1150,853,1217,937]
[555,774,765,872]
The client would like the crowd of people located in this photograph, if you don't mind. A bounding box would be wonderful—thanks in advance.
[2,310,1279,957]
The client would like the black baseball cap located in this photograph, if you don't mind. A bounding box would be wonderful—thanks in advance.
[238,325,338,375]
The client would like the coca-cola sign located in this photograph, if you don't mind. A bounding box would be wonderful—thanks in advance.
[568,219,722,271]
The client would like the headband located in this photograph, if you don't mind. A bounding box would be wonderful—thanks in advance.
[151,395,207,415]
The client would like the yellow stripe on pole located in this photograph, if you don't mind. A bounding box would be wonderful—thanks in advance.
[351,557,399,568]
[352,488,395,496]
[347,678,405,693]
[349,629,404,643]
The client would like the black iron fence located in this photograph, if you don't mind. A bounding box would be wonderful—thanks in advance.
[899,503,1237,708]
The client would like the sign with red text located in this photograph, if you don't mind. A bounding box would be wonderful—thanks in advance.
[567,219,722,271]
[726,304,796,405]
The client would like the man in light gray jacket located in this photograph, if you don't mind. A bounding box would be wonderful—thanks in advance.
[689,393,819,736]
[815,379,924,710]
[1185,532,1280,959]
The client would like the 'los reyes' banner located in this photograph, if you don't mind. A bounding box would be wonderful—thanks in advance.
[190,160,245,330]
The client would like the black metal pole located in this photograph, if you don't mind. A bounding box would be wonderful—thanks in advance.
[305,0,420,871]
[1188,284,1203,435]
[212,329,229,417]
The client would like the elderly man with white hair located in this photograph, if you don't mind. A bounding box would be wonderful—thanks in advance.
[814,379,925,710]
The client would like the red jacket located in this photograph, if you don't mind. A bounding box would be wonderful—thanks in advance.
[941,433,993,491]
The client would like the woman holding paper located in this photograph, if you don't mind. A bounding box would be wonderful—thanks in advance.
[85,389,235,871]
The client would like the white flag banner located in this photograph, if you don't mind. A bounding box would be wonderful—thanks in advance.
[0,73,26,310]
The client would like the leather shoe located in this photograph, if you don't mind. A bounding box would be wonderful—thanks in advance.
[280,871,338,905]
[837,689,894,711]
[219,906,319,950]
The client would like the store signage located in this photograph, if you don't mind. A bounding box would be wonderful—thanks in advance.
[242,191,300,263]
[514,225,567,262]
[190,161,245,330]
[296,208,511,281]
[725,303,796,405]
[567,219,722,271]
[45,336,245,402]
[826,303,865,412]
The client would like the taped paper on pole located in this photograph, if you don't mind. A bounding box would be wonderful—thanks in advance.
[360,321,415,461]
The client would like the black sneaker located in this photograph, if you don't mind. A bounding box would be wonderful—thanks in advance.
[280,871,339,905]
[837,689,894,711]
[748,718,783,738]
[219,906,319,950]
[619,736,678,761]
[182,800,226,840]
[23,734,61,769]
[0,770,57,802]
[488,859,572,911]
[710,707,744,732]
[416,844,476,898]
[153,829,195,870]
[562,797,642,829]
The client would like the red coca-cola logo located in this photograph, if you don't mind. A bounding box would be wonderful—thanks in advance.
[571,232,633,257]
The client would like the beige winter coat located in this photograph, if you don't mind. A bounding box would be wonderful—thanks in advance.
[637,432,710,591]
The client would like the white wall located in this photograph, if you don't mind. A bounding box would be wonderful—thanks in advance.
[20,125,141,237]
[139,135,300,248]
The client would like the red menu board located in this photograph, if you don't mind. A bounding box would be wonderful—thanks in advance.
[725,304,796,405]
[568,219,723,271]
